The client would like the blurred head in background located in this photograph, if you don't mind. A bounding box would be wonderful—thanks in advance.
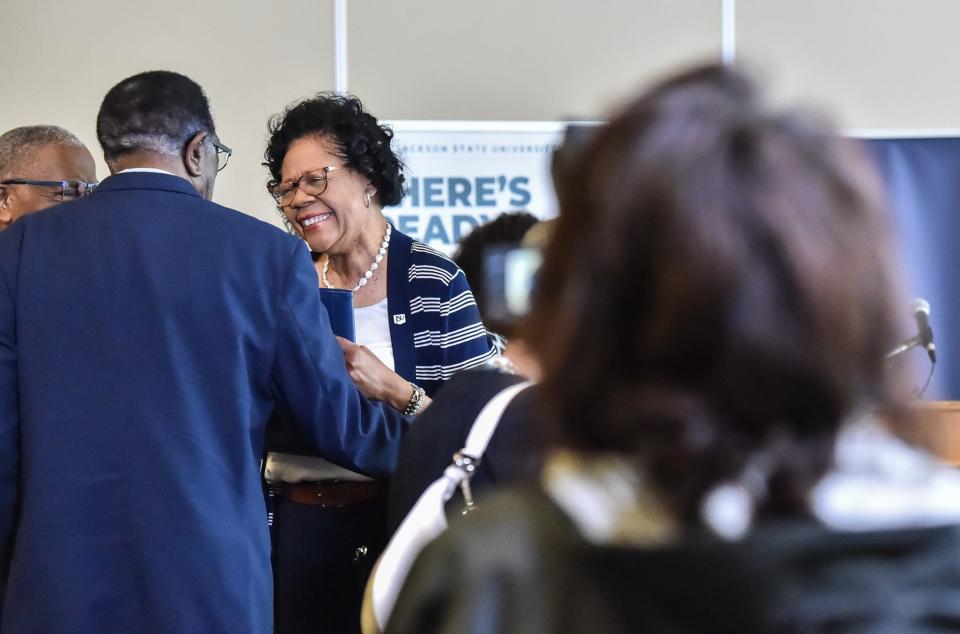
[453,210,540,340]
[526,64,906,524]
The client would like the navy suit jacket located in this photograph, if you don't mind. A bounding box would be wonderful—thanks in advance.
[0,172,408,633]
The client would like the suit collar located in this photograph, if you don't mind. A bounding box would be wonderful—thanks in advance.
[94,171,202,199]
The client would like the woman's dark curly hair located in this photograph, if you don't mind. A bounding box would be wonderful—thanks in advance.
[264,93,405,206]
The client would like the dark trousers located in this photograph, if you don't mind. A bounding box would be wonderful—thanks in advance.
[271,494,388,634]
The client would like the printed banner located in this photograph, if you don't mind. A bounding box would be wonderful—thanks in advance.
[384,121,566,254]
[384,122,960,398]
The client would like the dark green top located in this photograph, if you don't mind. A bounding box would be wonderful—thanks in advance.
[388,483,960,633]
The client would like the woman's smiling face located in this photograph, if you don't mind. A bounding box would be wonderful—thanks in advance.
[278,135,375,255]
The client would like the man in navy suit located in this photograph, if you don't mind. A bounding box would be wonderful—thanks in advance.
[0,71,408,633]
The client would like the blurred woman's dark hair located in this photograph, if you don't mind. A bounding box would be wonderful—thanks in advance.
[264,92,405,206]
[525,64,906,524]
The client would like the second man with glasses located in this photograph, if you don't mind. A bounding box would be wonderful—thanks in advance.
[0,125,98,230]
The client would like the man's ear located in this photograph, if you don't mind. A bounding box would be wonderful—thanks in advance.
[0,186,13,226]
[183,132,207,178]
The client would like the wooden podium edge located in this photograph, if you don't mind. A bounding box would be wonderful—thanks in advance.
[890,401,960,465]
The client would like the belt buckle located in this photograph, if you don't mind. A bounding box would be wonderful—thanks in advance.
[315,480,343,508]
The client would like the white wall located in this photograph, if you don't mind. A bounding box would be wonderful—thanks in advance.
[738,0,960,129]
[347,0,720,120]
[2,0,336,223]
[4,1,958,226]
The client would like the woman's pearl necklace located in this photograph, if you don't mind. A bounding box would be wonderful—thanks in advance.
[321,222,392,293]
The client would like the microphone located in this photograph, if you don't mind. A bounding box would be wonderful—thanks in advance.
[911,298,936,363]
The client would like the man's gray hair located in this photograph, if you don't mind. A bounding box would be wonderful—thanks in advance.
[100,133,183,163]
[0,125,85,180]
[96,71,217,170]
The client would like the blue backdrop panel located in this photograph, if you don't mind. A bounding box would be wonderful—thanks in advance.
[866,137,960,399]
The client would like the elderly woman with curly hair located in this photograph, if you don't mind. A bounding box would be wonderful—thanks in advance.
[262,94,494,633]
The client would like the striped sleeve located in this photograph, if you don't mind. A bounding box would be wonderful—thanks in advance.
[409,290,478,318]
[408,247,495,388]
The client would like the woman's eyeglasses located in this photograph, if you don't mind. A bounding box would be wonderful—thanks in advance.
[1,179,98,201]
[268,166,341,207]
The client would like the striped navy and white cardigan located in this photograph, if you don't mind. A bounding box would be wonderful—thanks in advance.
[385,229,496,396]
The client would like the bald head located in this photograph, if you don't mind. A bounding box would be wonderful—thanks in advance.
[0,125,97,229]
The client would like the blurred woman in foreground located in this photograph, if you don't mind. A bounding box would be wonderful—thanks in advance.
[386,64,960,633]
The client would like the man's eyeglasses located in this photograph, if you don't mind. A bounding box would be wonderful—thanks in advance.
[209,137,232,172]
[1,179,98,201]
[268,166,341,207]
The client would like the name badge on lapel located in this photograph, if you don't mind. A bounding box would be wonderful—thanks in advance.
[393,314,406,325]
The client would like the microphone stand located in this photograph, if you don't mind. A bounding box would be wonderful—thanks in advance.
[885,335,936,398]
[885,335,922,361]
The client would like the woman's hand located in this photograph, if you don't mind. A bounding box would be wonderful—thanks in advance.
[336,337,431,413]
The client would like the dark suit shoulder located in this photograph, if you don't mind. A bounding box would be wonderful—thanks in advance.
[179,198,300,253]
[206,200,294,238]
[387,485,584,634]
[387,370,537,531]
